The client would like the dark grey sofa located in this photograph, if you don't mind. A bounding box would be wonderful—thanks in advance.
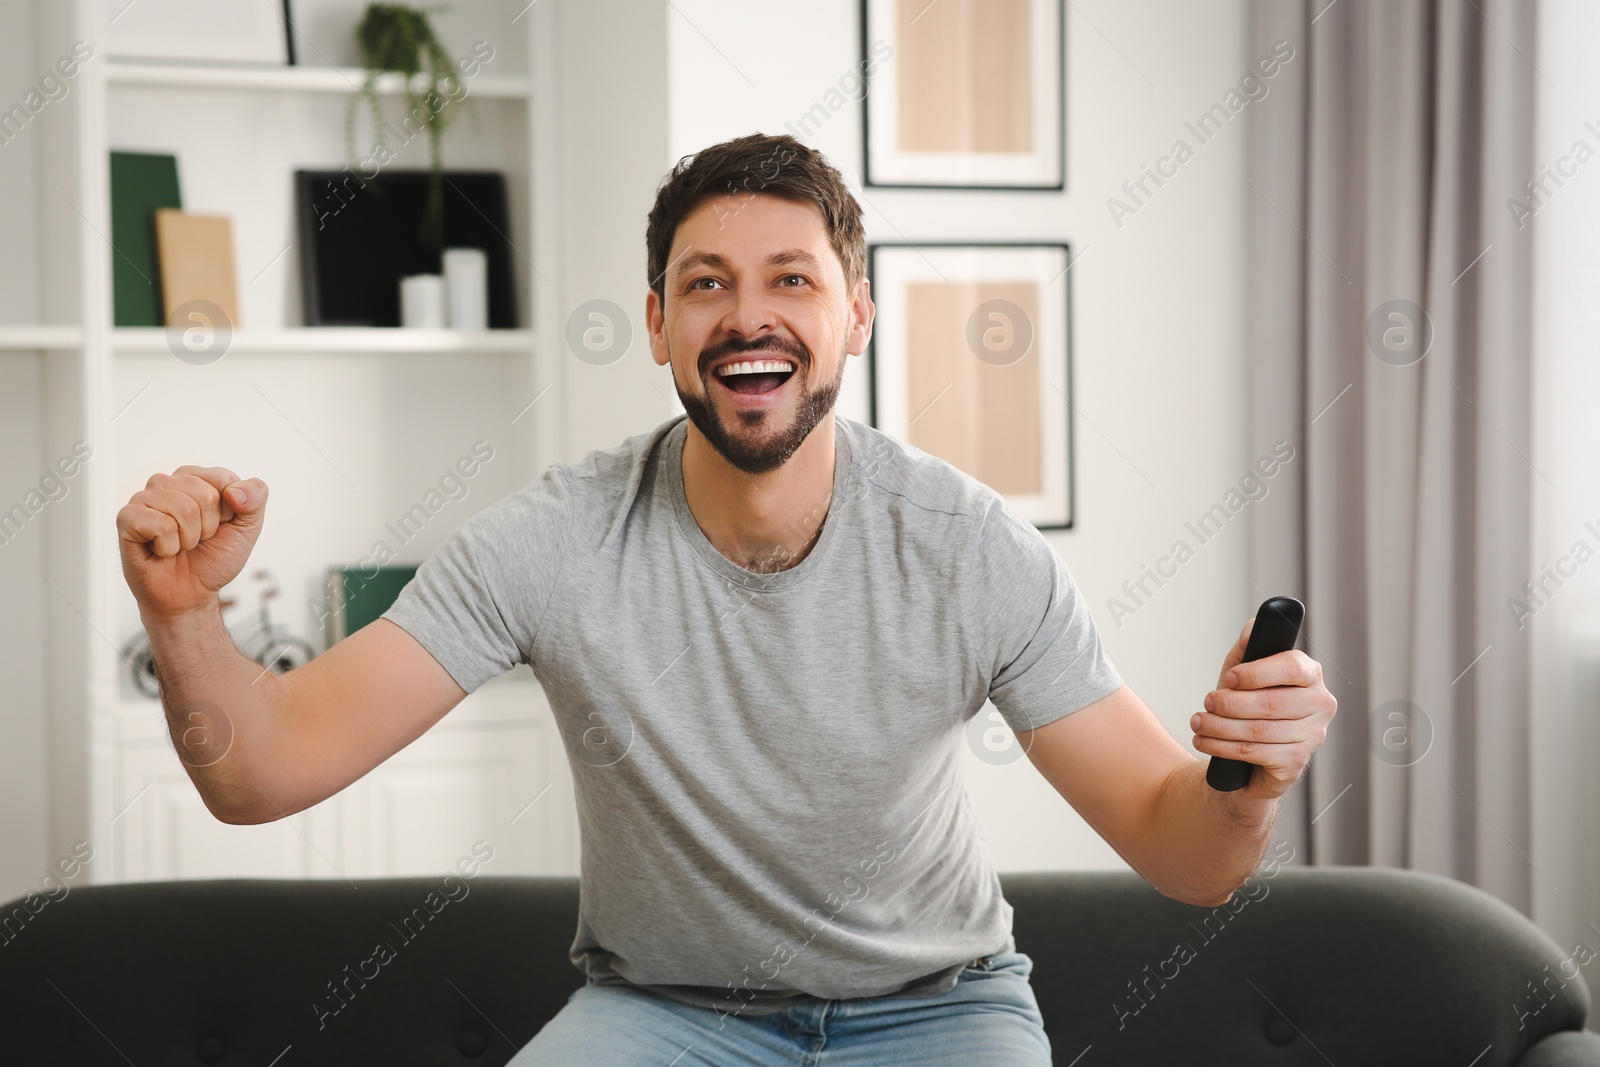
[1,867,1595,1064]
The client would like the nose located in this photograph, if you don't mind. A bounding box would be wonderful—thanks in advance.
[721,282,778,341]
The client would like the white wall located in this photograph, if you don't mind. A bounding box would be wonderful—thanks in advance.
[547,0,676,461]
[0,1,61,904]
[1530,0,1600,978]
[0,0,41,324]
[650,0,1253,871]
[0,356,49,903]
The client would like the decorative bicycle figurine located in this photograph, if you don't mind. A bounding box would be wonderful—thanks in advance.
[122,568,317,698]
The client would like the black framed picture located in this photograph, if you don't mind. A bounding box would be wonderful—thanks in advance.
[294,169,519,329]
[861,0,1065,190]
[867,242,1074,529]
[104,0,296,66]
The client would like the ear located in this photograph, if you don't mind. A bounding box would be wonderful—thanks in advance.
[845,275,874,357]
[646,288,670,368]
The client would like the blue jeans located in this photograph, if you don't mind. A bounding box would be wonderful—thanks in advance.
[508,951,1051,1065]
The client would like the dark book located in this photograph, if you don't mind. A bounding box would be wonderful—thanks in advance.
[326,565,419,642]
[109,151,182,327]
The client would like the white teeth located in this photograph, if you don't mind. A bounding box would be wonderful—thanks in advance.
[715,359,795,377]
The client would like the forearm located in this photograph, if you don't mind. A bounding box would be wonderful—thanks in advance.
[1139,759,1278,906]
[144,597,295,823]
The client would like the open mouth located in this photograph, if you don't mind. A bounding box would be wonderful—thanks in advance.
[713,358,797,396]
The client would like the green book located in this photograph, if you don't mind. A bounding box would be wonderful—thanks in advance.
[109,151,181,326]
[326,565,420,642]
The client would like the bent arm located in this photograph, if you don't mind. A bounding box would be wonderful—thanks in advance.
[1139,754,1277,906]
[149,606,466,825]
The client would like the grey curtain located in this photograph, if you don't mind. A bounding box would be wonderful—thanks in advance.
[1247,0,1537,913]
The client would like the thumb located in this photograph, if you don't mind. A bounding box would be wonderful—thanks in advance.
[1218,616,1254,687]
[223,479,268,526]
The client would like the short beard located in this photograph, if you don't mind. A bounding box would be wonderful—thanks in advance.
[674,334,845,476]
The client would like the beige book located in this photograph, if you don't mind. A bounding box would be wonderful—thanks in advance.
[153,208,241,329]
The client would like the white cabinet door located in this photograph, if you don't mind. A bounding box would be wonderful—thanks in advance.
[113,739,342,883]
[110,673,580,882]
[334,719,577,879]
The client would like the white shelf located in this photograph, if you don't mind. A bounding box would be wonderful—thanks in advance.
[0,325,83,350]
[105,61,529,100]
[112,327,533,355]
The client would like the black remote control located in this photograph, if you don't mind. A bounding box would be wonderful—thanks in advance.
[1205,596,1306,792]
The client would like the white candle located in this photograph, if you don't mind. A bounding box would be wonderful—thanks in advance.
[442,248,489,330]
[399,273,446,328]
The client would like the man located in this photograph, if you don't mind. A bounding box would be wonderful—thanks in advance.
[116,133,1336,1064]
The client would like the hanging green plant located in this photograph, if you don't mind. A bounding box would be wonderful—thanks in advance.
[345,3,461,249]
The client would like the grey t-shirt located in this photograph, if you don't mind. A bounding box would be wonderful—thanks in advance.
[380,414,1122,1017]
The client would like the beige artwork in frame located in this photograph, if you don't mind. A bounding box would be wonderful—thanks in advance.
[867,243,1074,528]
[863,0,1064,189]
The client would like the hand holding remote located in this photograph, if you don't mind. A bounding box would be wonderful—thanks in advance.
[1204,596,1306,792]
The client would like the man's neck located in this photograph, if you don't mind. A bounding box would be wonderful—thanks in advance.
[680,415,838,573]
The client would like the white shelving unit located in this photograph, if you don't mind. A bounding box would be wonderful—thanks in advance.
[111,326,535,354]
[1,0,578,892]
[104,60,530,99]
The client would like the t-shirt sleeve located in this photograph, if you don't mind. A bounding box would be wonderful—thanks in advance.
[967,494,1123,731]
[380,464,573,694]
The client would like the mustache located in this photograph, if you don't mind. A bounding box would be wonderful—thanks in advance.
[699,334,809,377]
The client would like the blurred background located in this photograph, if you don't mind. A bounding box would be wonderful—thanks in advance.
[0,0,1594,978]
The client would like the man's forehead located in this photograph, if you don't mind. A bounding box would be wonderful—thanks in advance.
[669,197,834,274]
[678,194,827,241]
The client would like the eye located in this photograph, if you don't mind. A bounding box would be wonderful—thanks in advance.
[688,277,724,291]
[778,274,808,287]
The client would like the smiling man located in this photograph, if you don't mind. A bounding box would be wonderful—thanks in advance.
[115,133,1335,1066]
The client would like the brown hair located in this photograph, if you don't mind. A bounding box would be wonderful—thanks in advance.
[645,133,866,306]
